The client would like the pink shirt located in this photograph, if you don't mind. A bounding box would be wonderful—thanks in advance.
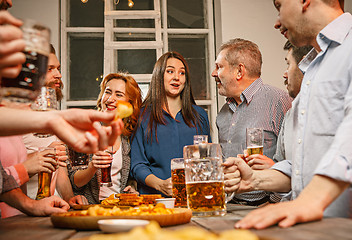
[0,136,29,218]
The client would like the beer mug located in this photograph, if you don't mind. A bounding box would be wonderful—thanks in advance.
[31,87,57,111]
[35,147,56,200]
[183,143,226,216]
[246,128,264,155]
[193,135,208,145]
[171,158,187,207]
[0,19,50,104]
[32,87,57,138]
[68,147,89,170]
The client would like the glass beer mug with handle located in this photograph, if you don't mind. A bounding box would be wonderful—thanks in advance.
[0,19,50,104]
[183,143,226,216]
[31,87,58,138]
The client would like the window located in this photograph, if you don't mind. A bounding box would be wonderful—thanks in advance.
[61,0,217,139]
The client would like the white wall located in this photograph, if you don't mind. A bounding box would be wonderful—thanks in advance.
[9,0,60,57]
[215,0,289,91]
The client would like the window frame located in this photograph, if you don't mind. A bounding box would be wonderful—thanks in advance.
[61,0,218,140]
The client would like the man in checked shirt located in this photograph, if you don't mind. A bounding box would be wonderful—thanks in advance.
[212,38,292,206]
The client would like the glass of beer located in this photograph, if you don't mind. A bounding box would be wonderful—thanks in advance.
[31,87,57,138]
[246,127,264,155]
[100,146,113,187]
[0,19,50,104]
[35,147,56,200]
[171,158,187,207]
[193,135,208,145]
[67,147,89,170]
[183,143,226,216]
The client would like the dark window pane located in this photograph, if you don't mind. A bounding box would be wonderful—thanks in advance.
[114,0,154,10]
[114,33,155,41]
[167,0,205,28]
[69,0,104,27]
[117,50,156,74]
[169,36,208,100]
[69,34,103,101]
[114,19,155,28]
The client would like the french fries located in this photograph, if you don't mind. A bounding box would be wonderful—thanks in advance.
[62,204,175,217]
[100,194,163,207]
[90,221,259,240]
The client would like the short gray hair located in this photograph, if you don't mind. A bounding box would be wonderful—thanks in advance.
[219,38,262,78]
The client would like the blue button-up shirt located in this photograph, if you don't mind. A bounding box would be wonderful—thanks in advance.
[131,105,211,195]
[272,13,352,217]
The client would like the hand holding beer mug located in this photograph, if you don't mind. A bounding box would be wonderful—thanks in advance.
[183,143,226,216]
[246,128,264,156]
[35,147,56,200]
[0,19,50,104]
[171,158,187,207]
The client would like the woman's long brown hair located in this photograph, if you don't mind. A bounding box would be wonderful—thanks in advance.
[142,51,205,142]
[97,72,142,137]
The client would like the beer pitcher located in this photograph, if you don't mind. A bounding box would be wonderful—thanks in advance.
[183,143,226,216]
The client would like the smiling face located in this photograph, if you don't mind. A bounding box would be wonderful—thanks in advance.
[212,49,238,98]
[283,49,303,98]
[163,58,186,99]
[101,78,128,112]
[45,53,63,101]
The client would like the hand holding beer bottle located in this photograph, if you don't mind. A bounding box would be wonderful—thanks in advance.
[24,147,57,178]
[49,141,68,167]
[35,147,57,200]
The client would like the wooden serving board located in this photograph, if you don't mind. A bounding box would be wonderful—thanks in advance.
[50,208,192,230]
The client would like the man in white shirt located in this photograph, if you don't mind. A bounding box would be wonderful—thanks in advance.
[224,0,352,229]
[23,45,88,205]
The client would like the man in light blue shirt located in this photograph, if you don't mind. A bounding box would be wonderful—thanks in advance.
[224,0,352,229]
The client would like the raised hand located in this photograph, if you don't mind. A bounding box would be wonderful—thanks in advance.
[47,109,124,154]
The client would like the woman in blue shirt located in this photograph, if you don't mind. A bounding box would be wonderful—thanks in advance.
[131,51,211,196]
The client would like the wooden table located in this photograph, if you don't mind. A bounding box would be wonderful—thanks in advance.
[1,204,352,240]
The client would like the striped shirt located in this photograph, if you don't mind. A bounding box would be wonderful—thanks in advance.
[217,78,292,202]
